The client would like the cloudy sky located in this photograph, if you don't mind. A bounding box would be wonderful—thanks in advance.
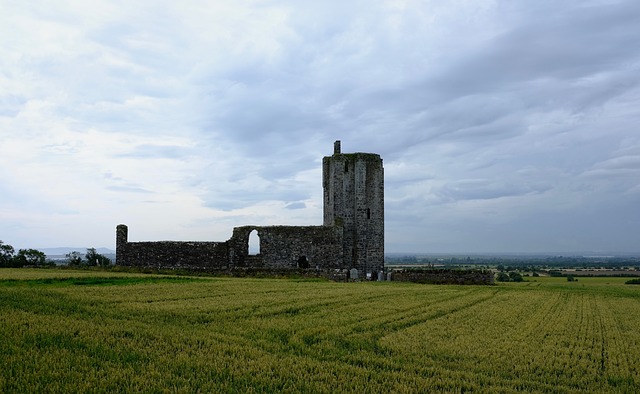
[1,0,639,254]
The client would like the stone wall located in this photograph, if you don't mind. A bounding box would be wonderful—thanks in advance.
[229,225,343,269]
[116,224,344,272]
[115,141,384,279]
[121,240,229,269]
[391,269,494,285]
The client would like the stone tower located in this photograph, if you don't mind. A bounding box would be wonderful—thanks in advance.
[323,140,384,277]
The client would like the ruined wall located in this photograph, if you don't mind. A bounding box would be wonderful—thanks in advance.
[229,225,343,269]
[116,233,228,270]
[116,224,128,266]
[121,241,229,269]
[115,140,384,278]
[116,224,229,269]
[116,223,343,272]
[323,144,384,276]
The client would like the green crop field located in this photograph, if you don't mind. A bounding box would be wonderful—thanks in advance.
[1,269,639,393]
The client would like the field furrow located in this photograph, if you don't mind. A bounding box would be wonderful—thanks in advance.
[1,270,639,392]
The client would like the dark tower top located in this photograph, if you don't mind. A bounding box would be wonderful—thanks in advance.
[322,141,384,275]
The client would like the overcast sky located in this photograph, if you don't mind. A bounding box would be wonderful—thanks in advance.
[1,0,639,254]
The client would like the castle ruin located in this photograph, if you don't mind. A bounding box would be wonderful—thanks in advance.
[116,141,384,279]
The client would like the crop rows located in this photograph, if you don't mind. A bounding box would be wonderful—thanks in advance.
[0,270,639,392]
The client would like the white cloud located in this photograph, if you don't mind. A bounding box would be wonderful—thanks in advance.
[1,0,639,253]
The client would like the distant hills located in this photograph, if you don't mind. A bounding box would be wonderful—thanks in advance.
[40,247,115,260]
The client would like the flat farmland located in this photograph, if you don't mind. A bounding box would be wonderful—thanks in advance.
[1,269,639,393]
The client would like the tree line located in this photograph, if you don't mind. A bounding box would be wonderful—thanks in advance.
[0,241,111,268]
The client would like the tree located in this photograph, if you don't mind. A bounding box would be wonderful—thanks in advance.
[0,241,16,267]
[15,249,47,267]
[85,248,112,267]
[496,272,510,282]
[509,272,524,282]
[65,251,84,267]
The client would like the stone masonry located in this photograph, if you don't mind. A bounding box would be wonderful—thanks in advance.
[323,141,384,277]
[116,141,384,278]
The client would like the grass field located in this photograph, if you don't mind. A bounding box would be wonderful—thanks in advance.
[1,269,639,393]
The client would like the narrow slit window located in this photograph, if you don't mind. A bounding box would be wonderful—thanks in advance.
[367,208,371,219]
